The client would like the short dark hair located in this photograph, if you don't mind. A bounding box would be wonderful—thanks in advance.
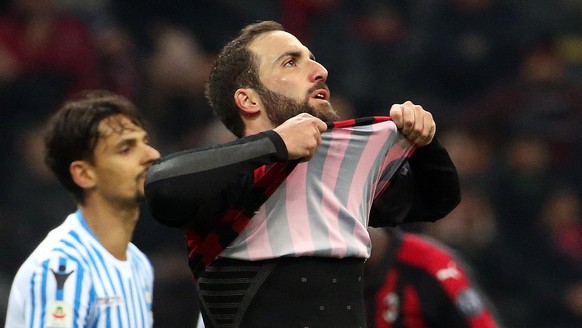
[205,20,285,138]
[44,90,145,203]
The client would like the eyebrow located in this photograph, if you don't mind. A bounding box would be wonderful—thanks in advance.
[105,129,148,151]
[273,50,316,64]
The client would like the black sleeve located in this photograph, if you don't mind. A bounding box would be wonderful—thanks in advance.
[369,137,461,227]
[144,130,288,228]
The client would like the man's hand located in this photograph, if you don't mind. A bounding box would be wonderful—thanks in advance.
[389,101,436,146]
[273,113,327,161]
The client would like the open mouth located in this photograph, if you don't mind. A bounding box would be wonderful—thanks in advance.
[311,88,330,101]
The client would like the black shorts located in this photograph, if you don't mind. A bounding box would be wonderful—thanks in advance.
[198,256,367,328]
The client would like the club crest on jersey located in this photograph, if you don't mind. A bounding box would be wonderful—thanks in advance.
[46,301,73,328]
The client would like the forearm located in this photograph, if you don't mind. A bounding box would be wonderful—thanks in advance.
[405,137,461,222]
[144,130,288,228]
[369,137,460,226]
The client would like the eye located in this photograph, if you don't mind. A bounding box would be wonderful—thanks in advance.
[284,58,297,67]
[119,142,135,155]
[120,146,131,154]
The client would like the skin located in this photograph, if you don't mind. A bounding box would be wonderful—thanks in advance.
[234,30,436,162]
[69,115,160,260]
[366,227,391,269]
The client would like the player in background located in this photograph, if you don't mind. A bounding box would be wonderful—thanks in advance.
[365,227,501,328]
[5,90,160,327]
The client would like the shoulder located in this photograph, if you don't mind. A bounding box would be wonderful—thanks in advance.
[16,214,94,274]
[396,233,464,277]
[128,243,153,272]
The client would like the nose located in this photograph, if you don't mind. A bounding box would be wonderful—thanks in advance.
[144,144,161,164]
[309,59,328,83]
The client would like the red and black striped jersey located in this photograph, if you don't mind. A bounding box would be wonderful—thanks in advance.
[145,117,460,280]
[365,230,499,328]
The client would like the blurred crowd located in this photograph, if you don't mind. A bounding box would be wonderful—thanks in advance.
[1,0,582,327]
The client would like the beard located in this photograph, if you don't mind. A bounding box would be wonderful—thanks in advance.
[256,83,339,126]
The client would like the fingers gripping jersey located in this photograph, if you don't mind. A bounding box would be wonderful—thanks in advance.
[222,117,415,259]
[5,211,154,328]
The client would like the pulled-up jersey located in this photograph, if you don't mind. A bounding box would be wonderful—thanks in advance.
[145,117,461,280]
[221,117,415,260]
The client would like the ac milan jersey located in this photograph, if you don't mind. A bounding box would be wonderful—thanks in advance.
[145,116,461,280]
[365,231,499,328]
[221,117,415,260]
[5,211,154,328]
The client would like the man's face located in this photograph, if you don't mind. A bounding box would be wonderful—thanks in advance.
[248,30,338,123]
[89,115,160,207]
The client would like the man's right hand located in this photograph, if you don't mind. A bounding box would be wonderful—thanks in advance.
[273,113,327,162]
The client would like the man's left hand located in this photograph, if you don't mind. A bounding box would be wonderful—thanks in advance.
[389,101,436,146]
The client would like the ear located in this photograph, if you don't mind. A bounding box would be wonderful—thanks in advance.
[70,160,96,190]
[234,88,261,115]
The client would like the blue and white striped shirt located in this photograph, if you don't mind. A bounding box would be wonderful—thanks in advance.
[5,211,154,328]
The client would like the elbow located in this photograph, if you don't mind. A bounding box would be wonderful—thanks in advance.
[430,186,462,222]
[407,165,462,223]
[144,180,193,229]
[424,172,462,222]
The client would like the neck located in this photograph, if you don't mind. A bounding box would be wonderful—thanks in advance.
[78,198,140,261]
[242,110,274,136]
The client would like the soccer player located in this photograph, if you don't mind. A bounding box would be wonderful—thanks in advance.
[365,228,500,327]
[5,90,160,327]
[144,20,460,327]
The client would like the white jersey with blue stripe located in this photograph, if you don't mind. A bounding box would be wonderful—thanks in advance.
[5,210,154,328]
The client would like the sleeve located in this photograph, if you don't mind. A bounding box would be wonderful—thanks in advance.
[420,252,500,327]
[144,130,288,228]
[369,137,461,227]
[6,253,93,328]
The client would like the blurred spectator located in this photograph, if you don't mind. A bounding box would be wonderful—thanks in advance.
[462,38,582,173]
[0,0,100,201]
[1,120,74,275]
[345,0,424,114]
[110,0,250,55]
[486,134,561,269]
[138,23,215,152]
[55,0,140,98]
[439,128,499,198]
[423,188,497,263]
[0,0,99,112]
[526,186,582,327]
[445,120,579,327]
[497,186,582,327]
[408,0,522,112]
